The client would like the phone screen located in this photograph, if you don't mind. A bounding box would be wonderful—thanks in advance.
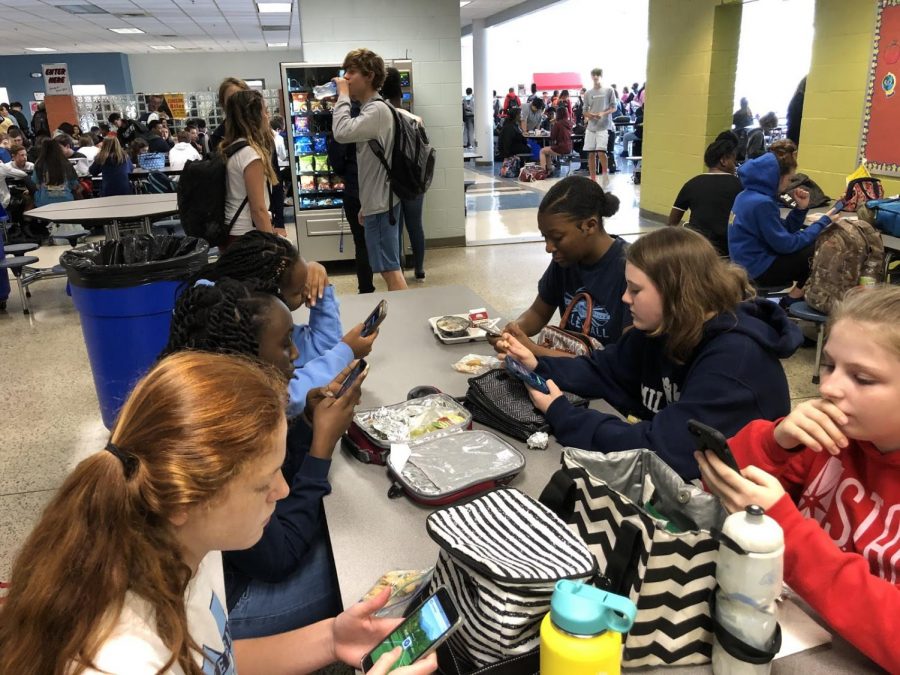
[337,359,366,398]
[363,591,456,671]
[833,200,845,212]
[505,357,550,394]
[361,300,387,337]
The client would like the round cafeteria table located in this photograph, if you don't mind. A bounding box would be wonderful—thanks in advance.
[24,193,179,240]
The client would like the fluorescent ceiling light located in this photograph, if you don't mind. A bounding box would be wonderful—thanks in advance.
[267,42,288,47]
[109,27,144,34]
[151,45,176,50]
[25,47,56,52]
[258,2,291,12]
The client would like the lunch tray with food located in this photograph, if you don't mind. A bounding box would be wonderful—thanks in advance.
[343,393,473,465]
[386,429,526,506]
[428,314,502,344]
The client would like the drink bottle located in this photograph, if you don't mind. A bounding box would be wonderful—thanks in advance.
[540,579,637,675]
[712,504,784,674]
[312,82,337,100]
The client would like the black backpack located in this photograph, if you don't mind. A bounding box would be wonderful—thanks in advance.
[176,140,248,246]
[367,100,435,222]
[145,170,175,194]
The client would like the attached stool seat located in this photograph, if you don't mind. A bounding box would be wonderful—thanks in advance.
[4,243,40,256]
[51,229,90,248]
[0,255,40,314]
[788,301,828,384]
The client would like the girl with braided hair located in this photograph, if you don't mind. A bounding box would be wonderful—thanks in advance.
[0,352,434,675]
[163,277,364,637]
[194,231,377,416]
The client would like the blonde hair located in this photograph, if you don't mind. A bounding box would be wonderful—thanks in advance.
[0,352,286,675]
[829,285,900,358]
[769,139,798,175]
[627,228,753,362]
[96,136,127,166]
[217,76,248,108]
[222,89,278,185]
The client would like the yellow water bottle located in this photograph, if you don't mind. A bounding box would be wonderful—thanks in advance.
[540,580,637,675]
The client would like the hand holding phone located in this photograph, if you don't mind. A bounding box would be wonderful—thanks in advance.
[337,359,367,398]
[362,300,388,337]
[361,587,461,673]
[687,419,740,472]
[829,199,845,217]
[505,357,551,394]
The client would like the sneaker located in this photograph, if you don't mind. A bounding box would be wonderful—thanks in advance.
[415,270,426,282]
[779,295,802,310]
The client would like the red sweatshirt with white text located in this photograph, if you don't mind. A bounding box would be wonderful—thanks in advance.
[729,419,900,674]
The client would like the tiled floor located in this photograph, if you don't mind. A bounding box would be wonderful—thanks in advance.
[0,178,820,588]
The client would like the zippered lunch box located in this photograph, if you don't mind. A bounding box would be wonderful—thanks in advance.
[386,429,526,506]
[343,393,473,465]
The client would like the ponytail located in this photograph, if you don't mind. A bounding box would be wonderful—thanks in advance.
[0,352,287,675]
[538,175,620,226]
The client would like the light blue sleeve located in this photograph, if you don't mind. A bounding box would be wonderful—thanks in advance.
[292,285,344,367]
[286,341,355,417]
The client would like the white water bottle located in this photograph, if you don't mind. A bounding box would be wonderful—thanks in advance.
[712,505,784,675]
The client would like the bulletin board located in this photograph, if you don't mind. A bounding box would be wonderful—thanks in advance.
[859,0,900,176]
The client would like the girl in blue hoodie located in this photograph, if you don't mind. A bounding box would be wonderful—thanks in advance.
[498,227,803,480]
[729,139,840,306]
[162,277,366,638]
[192,231,377,417]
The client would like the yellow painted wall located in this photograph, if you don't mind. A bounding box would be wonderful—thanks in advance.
[641,0,742,218]
[802,0,900,197]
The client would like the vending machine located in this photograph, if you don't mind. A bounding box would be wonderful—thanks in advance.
[280,60,415,262]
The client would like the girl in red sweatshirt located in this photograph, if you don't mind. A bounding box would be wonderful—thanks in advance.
[697,285,900,674]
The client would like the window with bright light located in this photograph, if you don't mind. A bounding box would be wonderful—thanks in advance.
[0,87,9,105]
[734,0,814,119]
[72,84,107,96]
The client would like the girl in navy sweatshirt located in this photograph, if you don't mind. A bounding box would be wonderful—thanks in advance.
[89,136,133,196]
[498,227,803,480]
[162,278,365,637]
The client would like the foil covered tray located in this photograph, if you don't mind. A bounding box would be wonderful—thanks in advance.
[351,393,472,449]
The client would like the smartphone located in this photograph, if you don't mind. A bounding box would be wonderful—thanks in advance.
[478,322,503,338]
[337,359,367,398]
[361,300,388,337]
[361,586,461,673]
[832,199,845,212]
[687,419,740,472]
[505,357,551,394]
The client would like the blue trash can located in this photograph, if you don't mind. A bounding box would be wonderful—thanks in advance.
[62,235,208,428]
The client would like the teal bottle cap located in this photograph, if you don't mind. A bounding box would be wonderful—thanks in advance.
[550,580,637,636]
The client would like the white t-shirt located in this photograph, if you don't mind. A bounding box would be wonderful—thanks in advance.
[84,552,236,675]
[225,139,270,237]
[79,146,100,162]
[169,142,202,171]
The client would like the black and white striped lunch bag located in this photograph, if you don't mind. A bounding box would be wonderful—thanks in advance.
[426,487,597,669]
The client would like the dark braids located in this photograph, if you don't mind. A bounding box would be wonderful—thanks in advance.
[191,231,299,296]
[704,130,739,169]
[538,175,620,225]
[161,278,278,361]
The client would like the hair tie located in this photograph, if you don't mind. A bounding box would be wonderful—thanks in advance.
[106,441,138,478]
[194,278,216,288]
[273,258,290,280]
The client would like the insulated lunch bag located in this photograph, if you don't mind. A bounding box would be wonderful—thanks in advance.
[537,291,605,356]
[427,488,597,670]
[540,448,727,668]
[386,429,525,506]
[864,197,900,237]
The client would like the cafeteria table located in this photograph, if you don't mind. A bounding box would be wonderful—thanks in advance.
[24,193,178,240]
[312,285,881,674]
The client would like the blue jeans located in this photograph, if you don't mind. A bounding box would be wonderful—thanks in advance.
[398,194,426,276]
[227,529,342,639]
[364,203,402,273]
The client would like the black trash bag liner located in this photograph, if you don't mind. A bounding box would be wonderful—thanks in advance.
[61,234,209,288]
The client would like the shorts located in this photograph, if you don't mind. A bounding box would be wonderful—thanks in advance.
[364,203,402,273]
[583,129,609,152]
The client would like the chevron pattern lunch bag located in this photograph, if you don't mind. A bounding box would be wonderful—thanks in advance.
[539,448,728,667]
